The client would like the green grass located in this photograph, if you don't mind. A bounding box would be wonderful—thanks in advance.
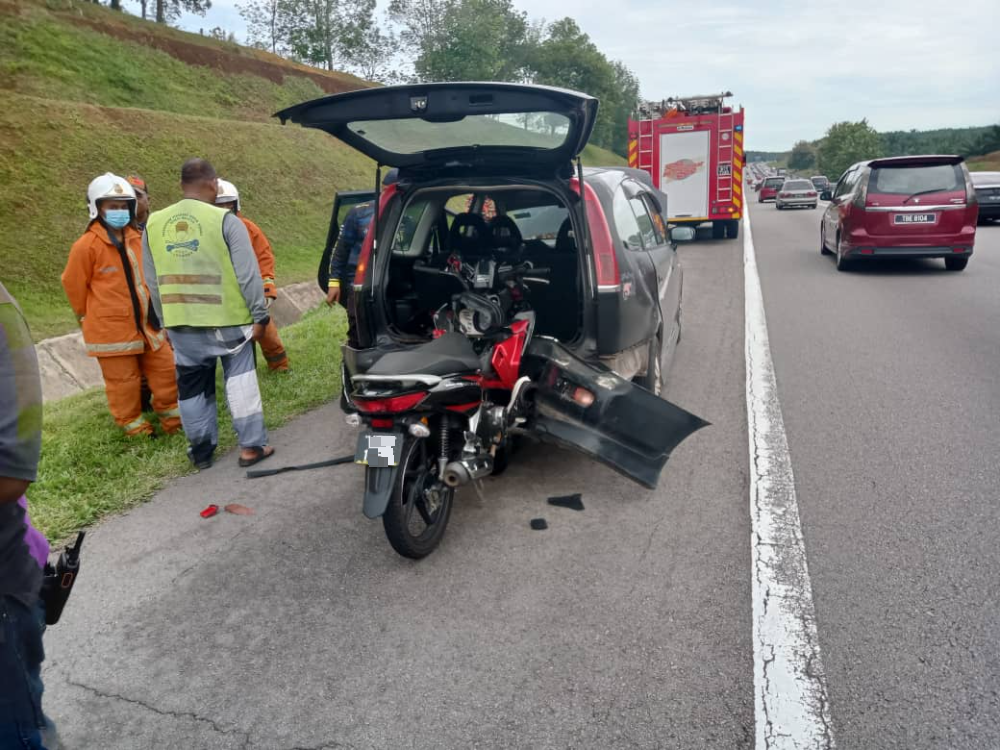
[967,151,1000,171]
[0,93,374,338]
[29,304,347,543]
[0,0,363,121]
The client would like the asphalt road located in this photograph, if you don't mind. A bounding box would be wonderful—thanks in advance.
[40,205,1000,749]
[42,236,754,748]
[750,200,1000,748]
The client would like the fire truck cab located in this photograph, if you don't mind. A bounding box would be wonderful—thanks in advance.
[628,92,745,240]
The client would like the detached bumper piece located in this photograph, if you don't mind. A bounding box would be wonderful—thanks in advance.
[523,337,708,489]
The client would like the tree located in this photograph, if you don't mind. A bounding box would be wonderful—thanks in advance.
[817,120,880,180]
[392,0,532,83]
[281,0,378,71]
[154,0,211,24]
[238,0,293,55]
[788,140,816,171]
[530,18,630,154]
[348,13,402,82]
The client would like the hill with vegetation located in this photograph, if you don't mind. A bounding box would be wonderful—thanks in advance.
[0,0,624,338]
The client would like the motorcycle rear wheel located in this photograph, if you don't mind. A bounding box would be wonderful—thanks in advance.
[382,436,455,559]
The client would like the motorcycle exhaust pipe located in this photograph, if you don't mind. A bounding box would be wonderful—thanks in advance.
[442,456,494,487]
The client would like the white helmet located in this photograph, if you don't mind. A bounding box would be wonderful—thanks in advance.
[215,178,240,212]
[87,173,136,221]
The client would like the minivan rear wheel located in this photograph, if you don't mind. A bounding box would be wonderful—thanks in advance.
[635,332,663,396]
[835,234,851,272]
[944,257,968,271]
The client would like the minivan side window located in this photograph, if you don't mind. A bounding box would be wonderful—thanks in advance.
[613,187,644,250]
[833,168,855,199]
[640,194,667,244]
[629,196,659,248]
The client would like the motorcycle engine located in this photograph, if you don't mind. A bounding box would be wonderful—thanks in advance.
[455,292,504,337]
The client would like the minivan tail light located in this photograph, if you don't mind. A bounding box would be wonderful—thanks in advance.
[962,164,977,206]
[853,170,871,209]
[352,183,399,291]
[570,177,620,290]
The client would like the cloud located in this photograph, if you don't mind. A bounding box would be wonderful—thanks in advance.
[175,0,999,150]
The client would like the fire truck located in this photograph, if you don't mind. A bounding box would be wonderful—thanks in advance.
[628,92,746,240]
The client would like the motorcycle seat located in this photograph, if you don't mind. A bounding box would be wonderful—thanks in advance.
[366,332,482,377]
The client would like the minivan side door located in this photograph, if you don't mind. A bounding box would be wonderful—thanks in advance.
[631,185,682,347]
[605,181,659,353]
[824,166,856,248]
[317,190,375,292]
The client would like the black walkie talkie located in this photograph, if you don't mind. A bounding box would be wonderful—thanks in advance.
[41,531,85,626]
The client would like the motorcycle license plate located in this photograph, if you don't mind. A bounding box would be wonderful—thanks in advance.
[354,431,403,467]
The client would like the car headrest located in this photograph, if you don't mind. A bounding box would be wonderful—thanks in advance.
[556,217,576,253]
[448,213,489,256]
[490,215,523,252]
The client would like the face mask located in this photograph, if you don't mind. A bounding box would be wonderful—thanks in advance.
[104,209,131,229]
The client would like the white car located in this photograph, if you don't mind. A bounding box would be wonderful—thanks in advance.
[775,178,818,210]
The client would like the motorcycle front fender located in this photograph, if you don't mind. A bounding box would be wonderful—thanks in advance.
[363,465,399,519]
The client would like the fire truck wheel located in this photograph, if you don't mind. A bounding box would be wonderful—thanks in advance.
[711,222,726,240]
[725,220,740,240]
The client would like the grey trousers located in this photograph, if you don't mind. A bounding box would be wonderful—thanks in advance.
[168,326,267,462]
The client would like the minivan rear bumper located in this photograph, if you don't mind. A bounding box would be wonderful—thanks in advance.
[844,246,973,260]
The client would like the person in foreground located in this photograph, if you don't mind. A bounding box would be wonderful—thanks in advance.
[0,280,56,749]
[142,158,274,470]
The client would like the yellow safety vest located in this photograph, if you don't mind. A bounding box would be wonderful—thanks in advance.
[146,199,252,328]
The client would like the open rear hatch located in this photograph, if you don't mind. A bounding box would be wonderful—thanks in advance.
[275,82,598,175]
[524,338,709,489]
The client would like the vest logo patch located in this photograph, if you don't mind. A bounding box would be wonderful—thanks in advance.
[163,213,203,257]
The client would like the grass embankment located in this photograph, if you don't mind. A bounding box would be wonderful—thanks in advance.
[0,93,374,338]
[967,151,1000,171]
[31,305,347,543]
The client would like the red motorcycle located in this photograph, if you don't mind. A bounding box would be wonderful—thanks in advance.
[343,255,705,559]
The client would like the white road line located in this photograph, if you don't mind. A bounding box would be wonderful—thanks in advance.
[743,207,835,749]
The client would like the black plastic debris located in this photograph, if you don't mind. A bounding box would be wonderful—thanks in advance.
[547,493,584,511]
[530,518,548,530]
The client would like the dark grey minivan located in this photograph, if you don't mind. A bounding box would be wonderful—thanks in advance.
[277,83,703,506]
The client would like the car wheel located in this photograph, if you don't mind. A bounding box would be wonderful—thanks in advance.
[944,257,968,271]
[811,203,818,209]
[820,225,831,255]
[835,234,851,272]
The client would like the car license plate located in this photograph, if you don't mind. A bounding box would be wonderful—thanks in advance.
[894,213,936,224]
[354,431,402,467]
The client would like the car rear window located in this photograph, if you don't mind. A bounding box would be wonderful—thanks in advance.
[869,164,963,195]
[971,172,1000,186]
[765,178,784,187]
[508,205,568,242]
[784,180,814,190]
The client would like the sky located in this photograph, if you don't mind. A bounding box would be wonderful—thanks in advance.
[175,0,1000,151]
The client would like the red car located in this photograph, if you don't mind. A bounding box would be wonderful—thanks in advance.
[819,155,978,271]
[758,176,784,202]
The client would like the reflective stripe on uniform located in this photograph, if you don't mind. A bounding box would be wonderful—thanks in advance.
[156,407,181,418]
[123,417,151,434]
[160,293,223,305]
[158,274,223,286]
[86,340,146,354]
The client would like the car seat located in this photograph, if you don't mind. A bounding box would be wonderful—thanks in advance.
[489,215,523,255]
[448,213,490,259]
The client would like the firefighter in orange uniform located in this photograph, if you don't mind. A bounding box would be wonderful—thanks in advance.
[61,173,181,437]
[215,179,289,372]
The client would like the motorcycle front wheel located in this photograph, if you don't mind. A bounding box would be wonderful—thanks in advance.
[382,435,455,559]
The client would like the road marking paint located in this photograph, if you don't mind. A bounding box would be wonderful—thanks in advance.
[743,206,835,749]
